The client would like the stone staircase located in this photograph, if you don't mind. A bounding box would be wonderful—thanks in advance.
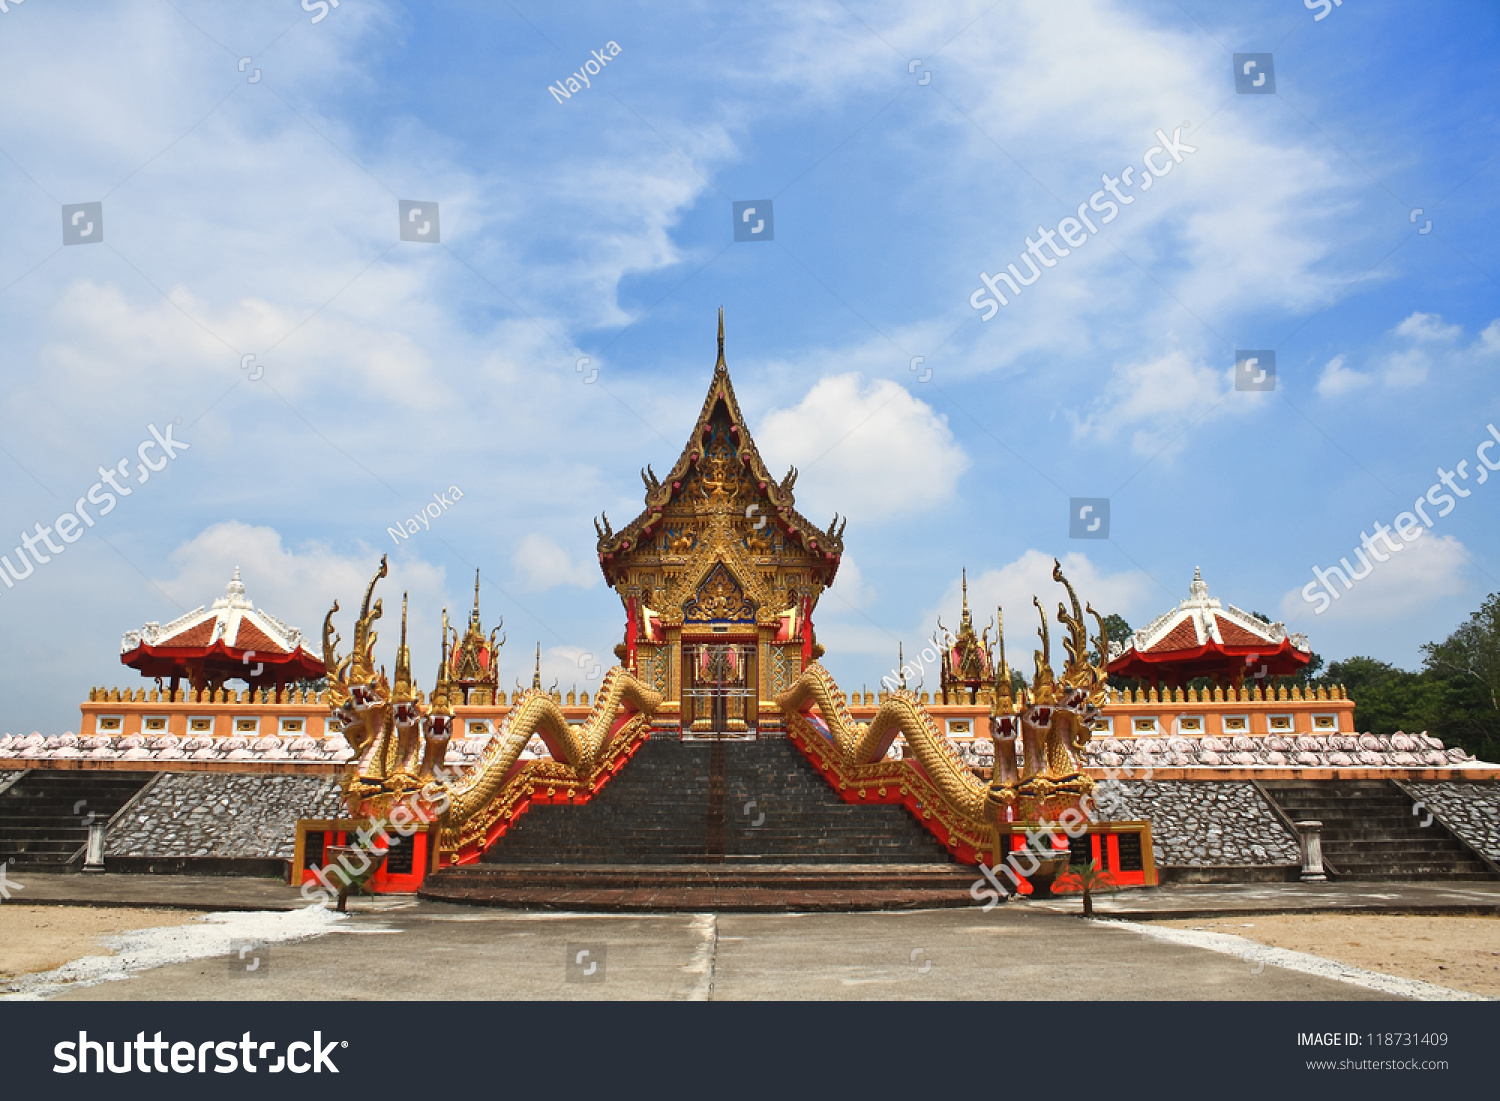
[0,770,158,870]
[420,862,977,911]
[1259,779,1497,880]
[475,735,954,865]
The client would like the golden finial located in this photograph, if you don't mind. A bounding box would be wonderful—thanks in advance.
[392,592,414,702]
[471,568,482,626]
[430,606,453,715]
[898,642,906,690]
[532,642,542,690]
[715,307,726,373]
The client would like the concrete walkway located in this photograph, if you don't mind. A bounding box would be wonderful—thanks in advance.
[46,903,1402,1001]
[1022,879,1500,919]
[7,872,1499,918]
[3,871,308,911]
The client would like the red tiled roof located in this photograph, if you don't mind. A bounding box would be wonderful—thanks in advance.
[155,619,216,649]
[234,619,289,654]
[1216,617,1270,647]
[1149,618,1200,653]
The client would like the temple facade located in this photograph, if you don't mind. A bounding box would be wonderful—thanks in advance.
[1,312,1494,899]
[594,310,844,736]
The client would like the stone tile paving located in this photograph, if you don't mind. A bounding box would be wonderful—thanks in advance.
[1087,780,1300,867]
[106,773,346,860]
[1403,781,1500,861]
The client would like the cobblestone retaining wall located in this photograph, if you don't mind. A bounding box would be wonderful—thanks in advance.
[1402,781,1500,862]
[1088,780,1301,867]
[106,774,345,860]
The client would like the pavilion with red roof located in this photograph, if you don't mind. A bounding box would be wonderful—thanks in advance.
[119,568,324,695]
[1107,568,1312,689]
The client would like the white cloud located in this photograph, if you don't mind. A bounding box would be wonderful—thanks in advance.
[1280,532,1471,625]
[1315,313,1500,400]
[153,521,447,658]
[1074,350,1241,457]
[1480,319,1500,355]
[1377,348,1431,388]
[512,533,597,592]
[756,374,969,522]
[1395,311,1463,342]
[821,555,876,611]
[536,644,607,696]
[1316,354,1372,398]
[930,550,1154,668]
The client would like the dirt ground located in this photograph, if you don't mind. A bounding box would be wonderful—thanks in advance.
[0,906,198,981]
[1156,913,1500,997]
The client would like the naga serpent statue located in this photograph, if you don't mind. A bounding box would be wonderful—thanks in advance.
[774,559,1109,860]
[322,556,663,862]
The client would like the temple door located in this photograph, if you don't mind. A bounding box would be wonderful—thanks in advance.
[683,643,756,734]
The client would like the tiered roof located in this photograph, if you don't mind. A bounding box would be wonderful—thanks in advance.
[595,310,845,594]
[1107,568,1311,685]
[120,568,324,689]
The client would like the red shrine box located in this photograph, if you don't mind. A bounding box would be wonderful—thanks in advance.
[293,818,440,894]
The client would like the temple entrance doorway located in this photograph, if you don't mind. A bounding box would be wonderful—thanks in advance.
[682,641,756,737]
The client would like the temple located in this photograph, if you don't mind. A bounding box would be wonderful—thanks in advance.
[1108,569,1313,689]
[937,571,999,705]
[440,571,505,705]
[595,309,843,734]
[119,568,325,695]
[2,312,1495,903]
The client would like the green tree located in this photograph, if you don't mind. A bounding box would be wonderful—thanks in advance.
[1421,593,1500,761]
[1091,613,1132,665]
[1322,657,1435,735]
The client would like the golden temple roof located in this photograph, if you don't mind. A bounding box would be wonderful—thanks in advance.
[595,309,846,589]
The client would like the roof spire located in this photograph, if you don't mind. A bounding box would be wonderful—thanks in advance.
[392,592,414,702]
[227,566,245,599]
[532,642,542,690]
[471,568,482,625]
[716,306,726,373]
[960,568,972,628]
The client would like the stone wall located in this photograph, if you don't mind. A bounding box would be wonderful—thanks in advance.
[106,774,346,860]
[1402,781,1500,862]
[1088,780,1300,867]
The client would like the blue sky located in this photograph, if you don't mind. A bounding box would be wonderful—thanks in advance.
[1,0,1497,733]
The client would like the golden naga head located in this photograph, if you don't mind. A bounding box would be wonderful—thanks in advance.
[989,559,1110,717]
[324,555,391,706]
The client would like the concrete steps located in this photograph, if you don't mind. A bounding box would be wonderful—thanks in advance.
[0,770,157,870]
[476,736,954,865]
[1260,779,1496,881]
[422,862,978,911]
